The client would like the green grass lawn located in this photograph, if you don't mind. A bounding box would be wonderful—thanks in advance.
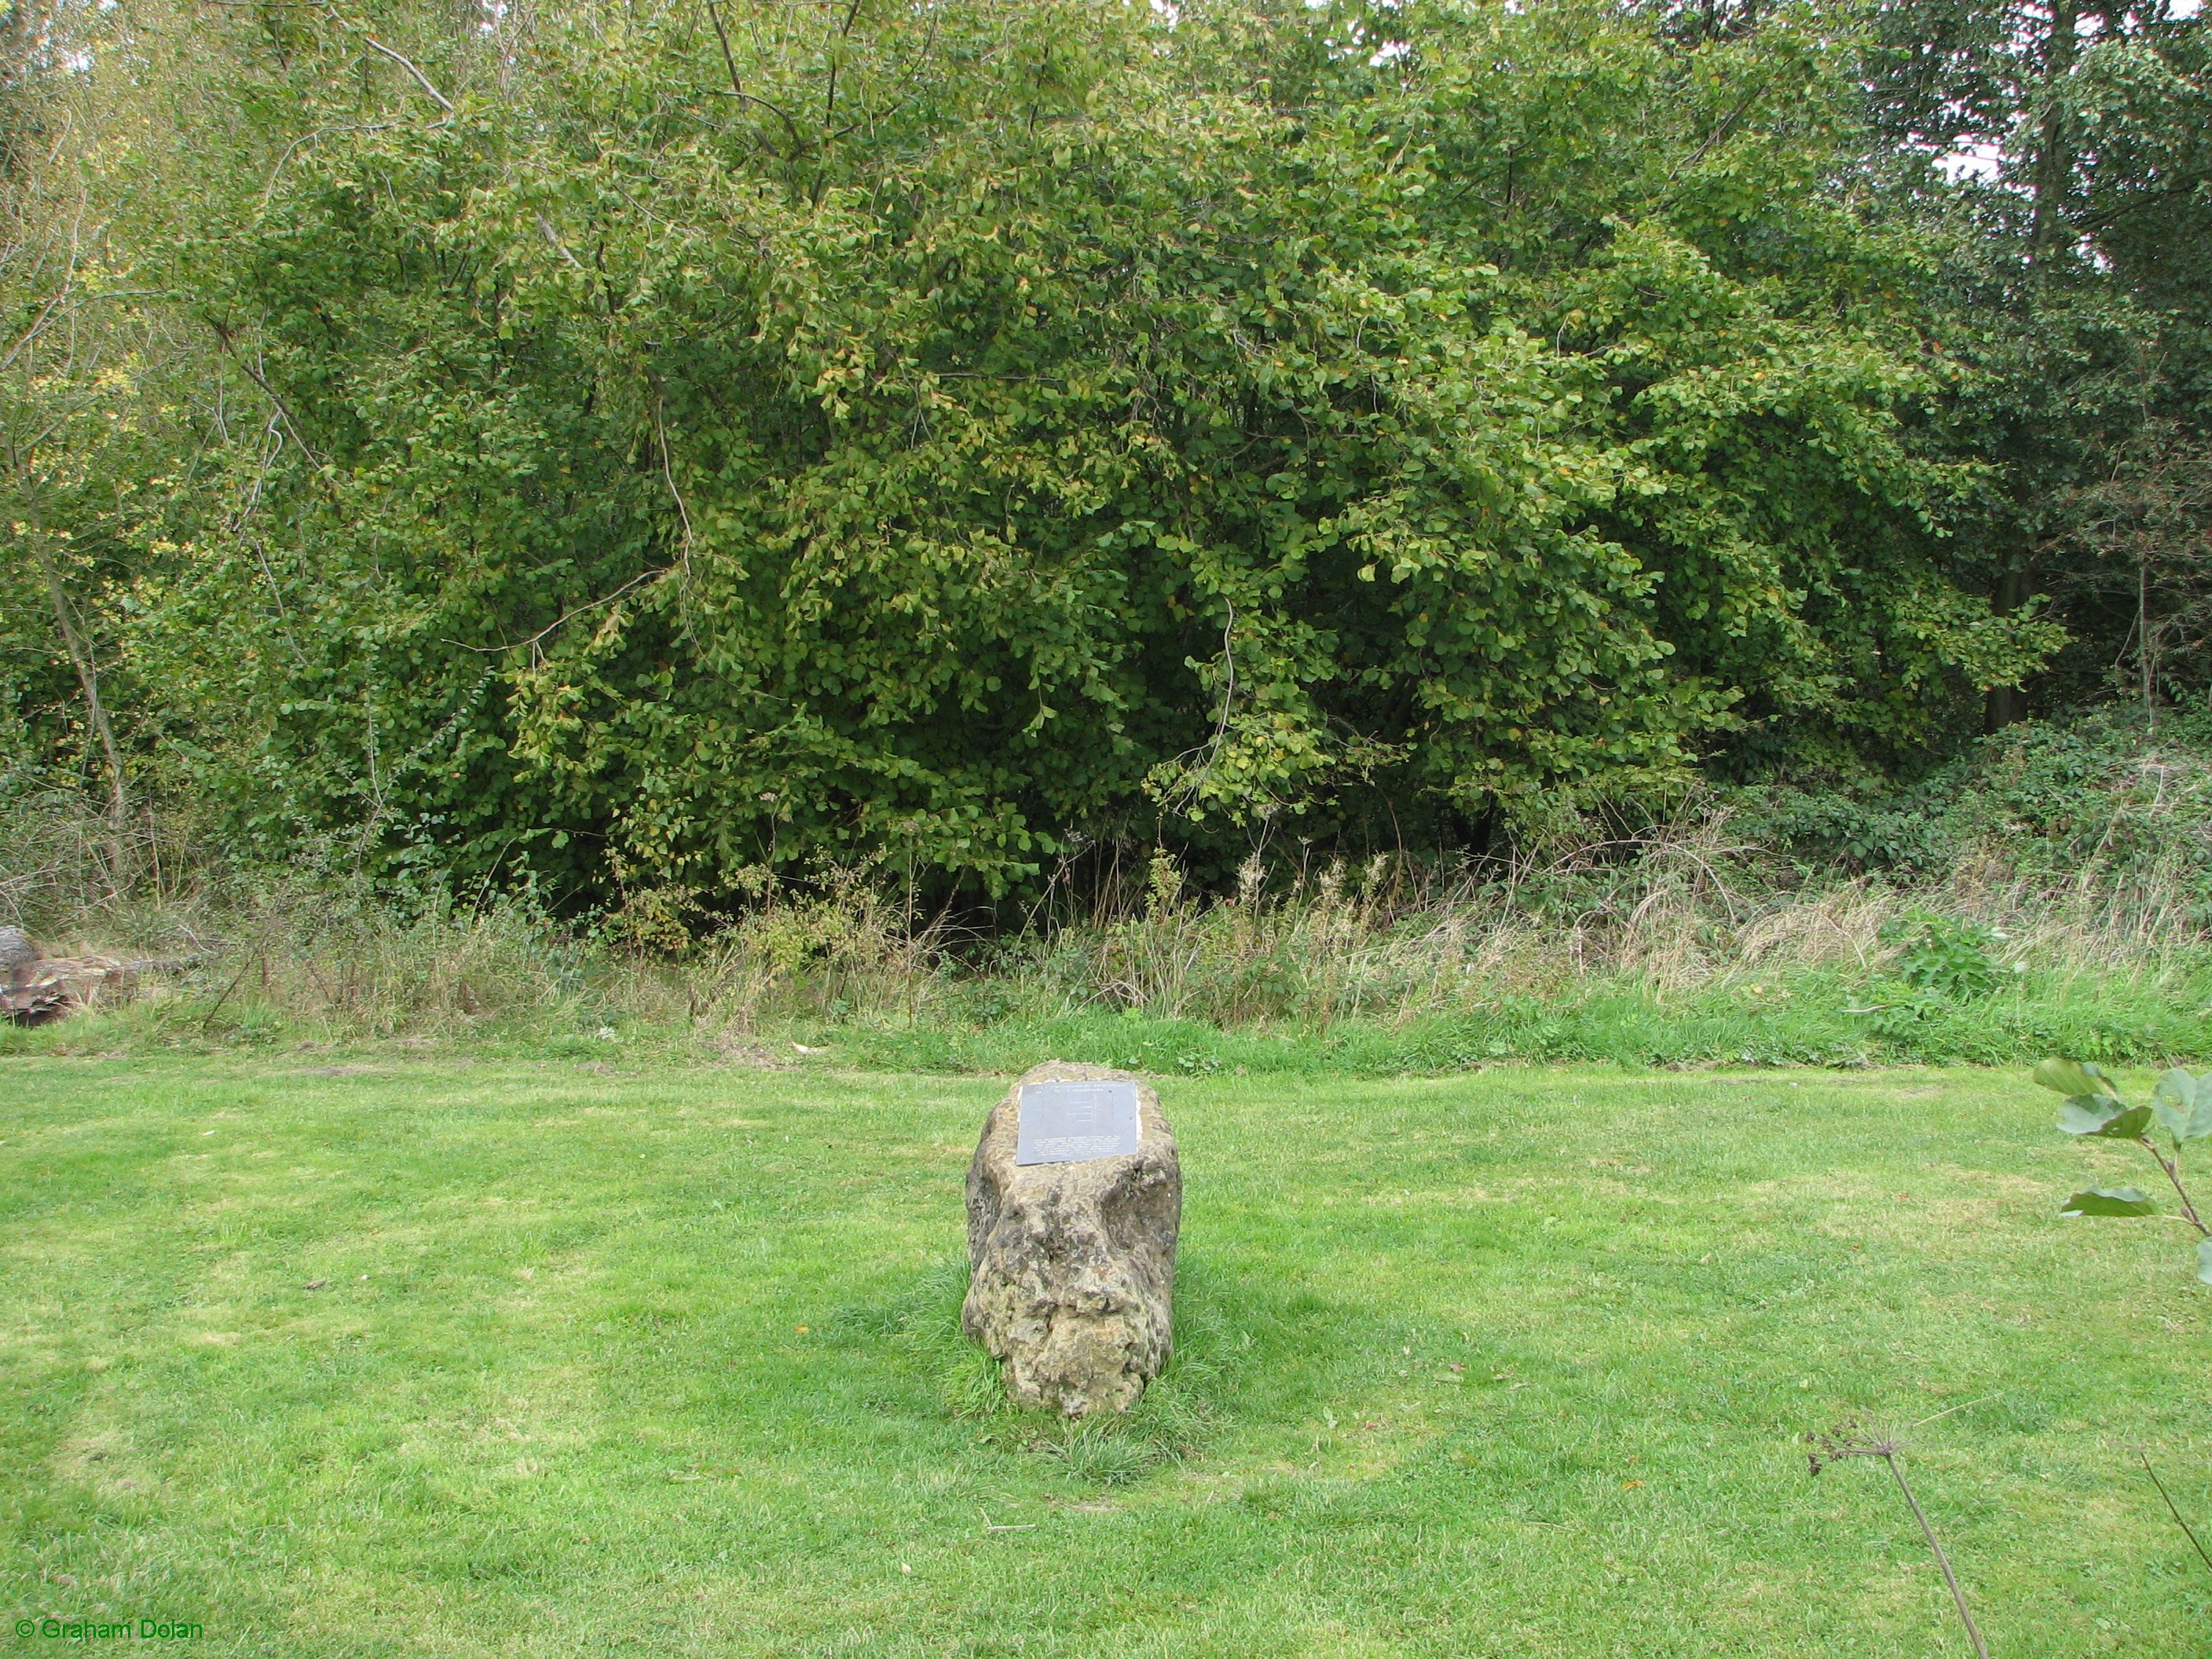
[3,1056,2208,1656]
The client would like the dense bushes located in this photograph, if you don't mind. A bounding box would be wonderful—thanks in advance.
[5,0,2209,917]
[4,0,2086,906]
[1737,708,2212,927]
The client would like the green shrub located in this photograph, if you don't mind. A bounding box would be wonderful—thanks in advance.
[1888,912,2012,1001]
[1736,708,2212,919]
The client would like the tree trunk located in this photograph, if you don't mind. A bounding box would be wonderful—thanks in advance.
[31,515,130,884]
[1984,559,2032,732]
[2028,0,2080,268]
[1989,0,2080,734]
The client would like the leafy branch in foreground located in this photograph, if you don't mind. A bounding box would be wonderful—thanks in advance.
[1807,1419,1990,1659]
[2033,1058,2212,1284]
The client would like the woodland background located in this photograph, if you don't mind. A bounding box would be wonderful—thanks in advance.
[3,0,2211,1048]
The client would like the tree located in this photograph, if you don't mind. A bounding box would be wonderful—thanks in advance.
[1865,0,2211,727]
[0,0,2113,904]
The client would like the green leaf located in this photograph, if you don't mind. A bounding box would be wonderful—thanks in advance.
[2034,1057,2117,1101]
[2058,1186,2156,1218]
[2056,1101,2152,1139]
[2153,1070,2194,1140]
[2198,1240,2212,1287]
[2153,1069,2212,1142]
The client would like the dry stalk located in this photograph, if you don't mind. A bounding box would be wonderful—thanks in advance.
[1807,1419,1990,1659]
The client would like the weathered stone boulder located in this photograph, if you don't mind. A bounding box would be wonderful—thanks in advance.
[0,927,37,982]
[961,1061,1180,1416]
[0,929,165,1026]
[0,928,69,1026]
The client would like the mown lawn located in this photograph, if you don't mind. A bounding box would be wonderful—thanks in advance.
[2,1055,2207,1656]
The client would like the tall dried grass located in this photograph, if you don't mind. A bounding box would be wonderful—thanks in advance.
[988,811,2209,1027]
[3,782,2207,1042]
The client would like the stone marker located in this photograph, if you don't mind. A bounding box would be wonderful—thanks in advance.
[962,1061,1180,1416]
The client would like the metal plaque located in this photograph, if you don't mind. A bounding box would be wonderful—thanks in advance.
[1015,1079,1141,1166]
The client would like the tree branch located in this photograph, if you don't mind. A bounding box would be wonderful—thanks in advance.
[359,31,454,113]
[702,0,808,156]
[28,514,129,865]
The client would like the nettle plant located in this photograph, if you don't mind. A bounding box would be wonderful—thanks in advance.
[2034,1058,2212,1284]
[1892,912,2018,1001]
[1853,913,2024,1036]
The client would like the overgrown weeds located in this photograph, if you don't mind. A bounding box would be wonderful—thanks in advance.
[8,714,2212,1065]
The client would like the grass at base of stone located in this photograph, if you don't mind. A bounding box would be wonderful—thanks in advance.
[5,961,2210,1075]
[847,1258,1240,1485]
[4,1054,2211,1656]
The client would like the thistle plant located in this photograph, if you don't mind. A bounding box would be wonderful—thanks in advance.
[2033,1059,2212,1284]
